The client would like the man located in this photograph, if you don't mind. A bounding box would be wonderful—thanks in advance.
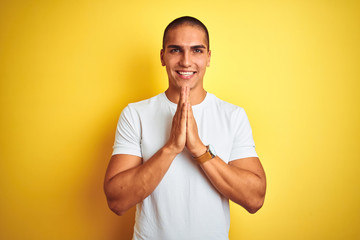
[104,16,266,240]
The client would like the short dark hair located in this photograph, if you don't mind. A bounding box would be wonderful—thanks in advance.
[162,16,210,50]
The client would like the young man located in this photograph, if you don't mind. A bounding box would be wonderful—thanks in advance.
[104,16,266,240]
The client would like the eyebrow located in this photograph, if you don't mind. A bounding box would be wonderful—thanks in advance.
[191,45,206,49]
[167,44,207,50]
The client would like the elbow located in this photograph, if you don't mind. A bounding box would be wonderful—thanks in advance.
[104,187,127,216]
[246,195,265,214]
[107,199,127,216]
[247,178,266,214]
[246,200,264,214]
[104,182,128,216]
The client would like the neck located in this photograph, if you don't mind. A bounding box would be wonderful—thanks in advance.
[165,86,207,105]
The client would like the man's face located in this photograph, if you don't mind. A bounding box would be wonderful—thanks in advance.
[161,25,211,91]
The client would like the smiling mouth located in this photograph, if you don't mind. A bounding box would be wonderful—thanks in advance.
[176,71,196,76]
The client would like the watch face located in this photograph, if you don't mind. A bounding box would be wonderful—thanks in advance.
[208,144,216,157]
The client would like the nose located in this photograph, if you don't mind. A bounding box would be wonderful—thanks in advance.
[179,51,191,67]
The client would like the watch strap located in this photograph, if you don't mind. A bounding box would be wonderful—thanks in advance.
[194,145,215,164]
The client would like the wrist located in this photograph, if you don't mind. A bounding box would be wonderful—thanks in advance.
[191,144,207,158]
[193,144,217,164]
[163,142,182,156]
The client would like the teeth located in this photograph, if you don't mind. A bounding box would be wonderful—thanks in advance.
[178,71,194,76]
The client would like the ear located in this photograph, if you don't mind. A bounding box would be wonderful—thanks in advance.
[160,49,165,66]
[206,50,211,67]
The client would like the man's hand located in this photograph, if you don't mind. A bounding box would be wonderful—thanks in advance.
[165,87,188,154]
[185,93,207,157]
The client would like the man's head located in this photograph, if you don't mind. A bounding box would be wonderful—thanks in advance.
[161,17,211,93]
[162,16,210,51]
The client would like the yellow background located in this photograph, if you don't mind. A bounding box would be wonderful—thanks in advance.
[1,0,359,239]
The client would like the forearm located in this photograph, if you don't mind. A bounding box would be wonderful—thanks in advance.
[104,146,177,215]
[105,88,189,216]
[200,157,266,213]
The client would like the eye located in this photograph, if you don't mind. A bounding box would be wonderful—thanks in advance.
[170,49,180,53]
[194,49,203,53]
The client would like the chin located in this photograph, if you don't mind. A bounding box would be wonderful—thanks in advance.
[180,79,199,87]
[169,78,200,91]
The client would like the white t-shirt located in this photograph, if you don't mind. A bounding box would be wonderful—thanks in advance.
[112,92,258,240]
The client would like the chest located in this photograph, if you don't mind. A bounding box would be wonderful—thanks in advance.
[139,107,235,163]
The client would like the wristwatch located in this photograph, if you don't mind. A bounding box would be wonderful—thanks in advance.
[194,145,216,164]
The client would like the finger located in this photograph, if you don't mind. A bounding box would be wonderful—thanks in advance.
[173,89,183,125]
[175,87,185,116]
[187,102,197,131]
[181,86,188,105]
[187,101,193,119]
[181,101,187,126]
[176,92,187,128]
[186,102,191,127]
[180,86,186,103]
[186,86,190,104]
[183,86,188,107]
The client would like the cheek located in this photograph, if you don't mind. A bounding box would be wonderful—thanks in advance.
[197,61,208,71]
[196,57,208,66]
[165,66,172,74]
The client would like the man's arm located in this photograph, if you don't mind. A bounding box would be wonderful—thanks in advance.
[199,156,266,213]
[104,87,188,216]
[186,94,266,214]
[104,148,177,216]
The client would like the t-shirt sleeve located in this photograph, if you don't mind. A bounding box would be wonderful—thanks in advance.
[229,108,258,161]
[112,105,142,157]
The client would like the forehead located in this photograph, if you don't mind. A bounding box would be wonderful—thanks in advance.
[164,25,208,48]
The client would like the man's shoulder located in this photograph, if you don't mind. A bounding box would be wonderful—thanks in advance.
[207,92,244,113]
[127,93,164,110]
